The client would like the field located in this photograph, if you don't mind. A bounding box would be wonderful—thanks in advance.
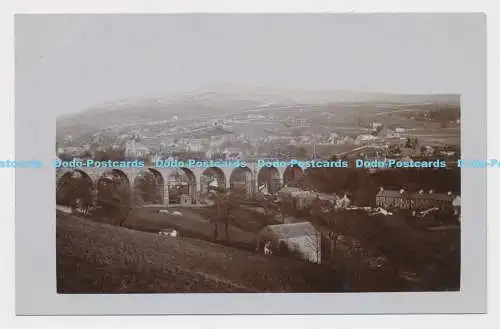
[57,212,343,293]
[56,186,460,293]
[124,204,460,291]
[122,206,274,250]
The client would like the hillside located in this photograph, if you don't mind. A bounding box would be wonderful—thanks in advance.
[56,212,343,293]
[56,88,460,132]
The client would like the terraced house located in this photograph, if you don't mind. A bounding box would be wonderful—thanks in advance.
[375,188,412,209]
[413,191,455,211]
[375,187,457,211]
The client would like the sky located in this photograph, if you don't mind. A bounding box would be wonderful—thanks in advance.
[15,14,484,116]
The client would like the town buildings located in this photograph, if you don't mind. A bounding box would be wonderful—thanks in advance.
[125,139,150,158]
[375,187,458,211]
[223,147,244,160]
[354,134,379,146]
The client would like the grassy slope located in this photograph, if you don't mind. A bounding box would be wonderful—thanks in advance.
[123,207,258,250]
[57,213,343,293]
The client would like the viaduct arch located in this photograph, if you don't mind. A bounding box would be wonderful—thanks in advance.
[55,162,304,206]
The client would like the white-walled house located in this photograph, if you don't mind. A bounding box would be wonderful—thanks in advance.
[257,222,322,264]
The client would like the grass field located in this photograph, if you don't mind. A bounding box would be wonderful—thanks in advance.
[192,205,281,233]
[124,205,459,291]
[57,212,344,293]
[123,207,259,250]
[56,200,460,293]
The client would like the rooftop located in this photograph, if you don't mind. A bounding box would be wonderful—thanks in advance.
[414,193,455,201]
[261,222,319,239]
[376,190,409,198]
[376,189,456,201]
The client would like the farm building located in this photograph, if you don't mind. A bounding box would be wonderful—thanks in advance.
[257,222,323,264]
[278,187,340,211]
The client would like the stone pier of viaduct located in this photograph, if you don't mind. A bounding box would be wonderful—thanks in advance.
[56,161,304,205]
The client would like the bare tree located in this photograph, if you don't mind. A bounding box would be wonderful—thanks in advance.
[325,212,341,264]
[303,232,322,264]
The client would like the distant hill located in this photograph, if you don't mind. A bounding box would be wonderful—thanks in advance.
[56,87,460,132]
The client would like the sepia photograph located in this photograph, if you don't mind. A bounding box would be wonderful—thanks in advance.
[46,14,461,294]
[15,12,487,314]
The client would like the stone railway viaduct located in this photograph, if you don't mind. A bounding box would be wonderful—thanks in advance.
[56,161,304,205]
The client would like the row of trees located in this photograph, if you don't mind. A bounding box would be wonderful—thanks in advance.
[56,174,93,207]
[58,148,128,162]
[57,173,135,225]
